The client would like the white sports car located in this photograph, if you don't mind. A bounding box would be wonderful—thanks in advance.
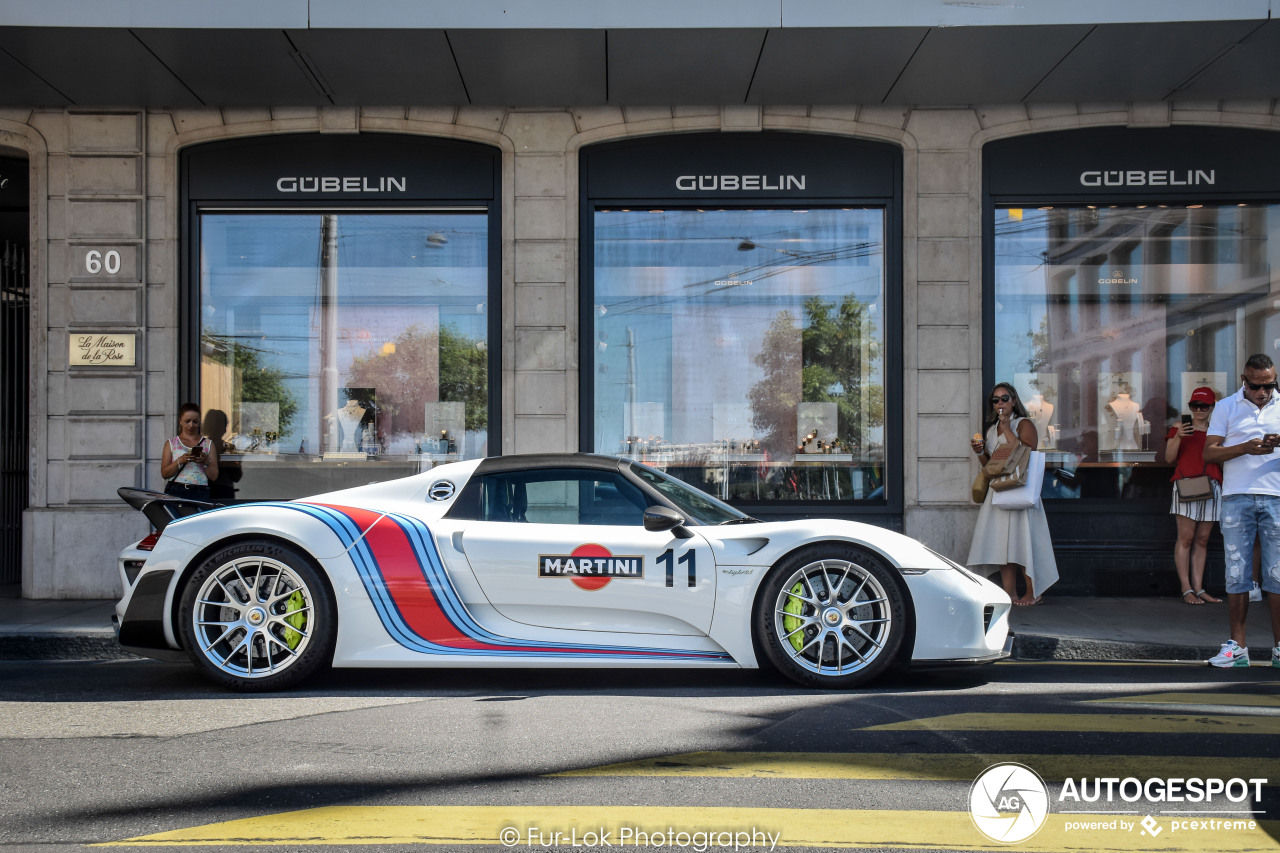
[114,453,1012,691]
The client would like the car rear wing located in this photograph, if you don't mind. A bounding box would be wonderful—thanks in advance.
[117,487,220,532]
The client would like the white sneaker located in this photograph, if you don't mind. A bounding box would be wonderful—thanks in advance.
[1208,640,1250,668]
[1249,582,1263,602]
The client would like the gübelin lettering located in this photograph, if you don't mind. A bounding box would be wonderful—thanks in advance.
[1079,170,1216,187]
[276,176,408,193]
[1098,269,1137,285]
[675,175,807,191]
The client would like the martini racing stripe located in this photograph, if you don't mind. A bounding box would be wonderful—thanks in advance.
[287,502,730,661]
[276,502,422,651]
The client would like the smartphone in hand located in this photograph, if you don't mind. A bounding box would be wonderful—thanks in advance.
[1181,414,1193,426]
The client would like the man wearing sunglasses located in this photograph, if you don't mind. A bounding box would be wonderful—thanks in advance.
[1204,353,1280,668]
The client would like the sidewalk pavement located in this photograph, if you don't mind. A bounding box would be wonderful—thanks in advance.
[1,594,1277,664]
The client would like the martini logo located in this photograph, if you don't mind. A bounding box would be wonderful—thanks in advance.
[969,762,1050,844]
[540,544,644,590]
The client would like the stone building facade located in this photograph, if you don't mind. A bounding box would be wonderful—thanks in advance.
[8,98,1279,597]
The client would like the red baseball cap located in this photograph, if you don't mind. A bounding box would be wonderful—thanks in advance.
[1189,387,1216,405]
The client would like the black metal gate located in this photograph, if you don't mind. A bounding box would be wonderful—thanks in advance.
[0,240,28,584]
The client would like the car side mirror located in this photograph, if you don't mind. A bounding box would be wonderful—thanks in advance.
[643,506,693,538]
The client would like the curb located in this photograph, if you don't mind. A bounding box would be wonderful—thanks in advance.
[1013,633,1213,663]
[0,634,140,661]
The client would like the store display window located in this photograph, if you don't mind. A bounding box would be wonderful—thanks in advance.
[182,135,500,498]
[985,128,1280,503]
[581,133,902,513]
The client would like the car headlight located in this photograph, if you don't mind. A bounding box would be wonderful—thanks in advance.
[926,547,983,584]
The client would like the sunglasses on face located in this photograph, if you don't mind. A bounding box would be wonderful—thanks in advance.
[990,394,1012,404]
[1245,381,1278,392]
[1188,402,1213,411]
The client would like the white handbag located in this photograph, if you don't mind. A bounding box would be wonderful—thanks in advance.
[991,451,1046,509]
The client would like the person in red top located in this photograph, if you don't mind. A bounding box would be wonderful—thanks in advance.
[1165,386,1223,604]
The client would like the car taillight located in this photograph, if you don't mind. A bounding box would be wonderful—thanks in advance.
[137,533,160,551]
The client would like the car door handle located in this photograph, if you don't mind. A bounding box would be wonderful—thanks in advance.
[451,531,466,554]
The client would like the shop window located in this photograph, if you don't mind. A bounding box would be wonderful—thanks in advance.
[591,206,888,504]
[992,203,1280,501]
[199,211,490,497]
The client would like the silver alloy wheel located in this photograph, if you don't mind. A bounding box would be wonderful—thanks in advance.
[771,557,892,676]
[189,556,313,679]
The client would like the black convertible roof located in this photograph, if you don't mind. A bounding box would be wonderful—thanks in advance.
[472,453,630,475]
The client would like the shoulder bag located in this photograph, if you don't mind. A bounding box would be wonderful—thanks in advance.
[971,428,997,503]
[1174,438,1214,503]
[1175,471,1214,502]
[991,451,1046,509]
[971,468,991,504]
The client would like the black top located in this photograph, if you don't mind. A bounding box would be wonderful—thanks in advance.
[473,453,629,475]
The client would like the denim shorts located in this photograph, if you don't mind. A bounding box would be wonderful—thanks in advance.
[164,481,210,502]
[1219,494,1280,594]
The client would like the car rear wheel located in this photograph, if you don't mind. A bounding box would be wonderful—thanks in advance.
[178,540,335,691]
[756,545,906,688]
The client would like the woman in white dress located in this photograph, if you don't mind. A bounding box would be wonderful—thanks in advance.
[967,382,1059,605]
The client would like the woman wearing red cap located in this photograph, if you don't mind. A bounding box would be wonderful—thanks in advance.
[1165,386,1222,604]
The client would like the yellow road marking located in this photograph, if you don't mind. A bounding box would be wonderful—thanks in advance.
[861,713,1280,734]
[1091,693,1280,708]
[98,806,1280,850]
[551,751,1280,782]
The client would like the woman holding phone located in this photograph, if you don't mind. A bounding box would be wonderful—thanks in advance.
[1165,386,1221,604]
[161,402,219,501]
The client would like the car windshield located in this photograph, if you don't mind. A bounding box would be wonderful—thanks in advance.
[629,463,751,525]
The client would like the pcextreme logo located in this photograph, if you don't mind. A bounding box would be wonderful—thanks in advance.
[969,762,1050,844]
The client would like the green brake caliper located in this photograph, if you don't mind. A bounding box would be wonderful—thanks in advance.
[282,589,307,650]
[783,582,805,652]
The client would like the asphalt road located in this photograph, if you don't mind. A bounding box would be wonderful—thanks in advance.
[0,658,1277,852]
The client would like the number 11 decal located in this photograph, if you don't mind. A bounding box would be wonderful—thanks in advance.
[658,549,697,588]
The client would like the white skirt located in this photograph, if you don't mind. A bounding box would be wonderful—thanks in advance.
[966,489,1060,596]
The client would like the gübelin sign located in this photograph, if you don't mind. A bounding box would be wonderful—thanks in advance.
[1079,170,1215,187]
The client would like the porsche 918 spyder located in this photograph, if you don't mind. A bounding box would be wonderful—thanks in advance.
[114,453,1012,691]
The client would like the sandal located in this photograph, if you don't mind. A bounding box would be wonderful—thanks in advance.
[1181,589,1204,605]
[1195,589,1222,604]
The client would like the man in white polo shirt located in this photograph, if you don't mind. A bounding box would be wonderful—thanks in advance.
[1204,353,1280,668]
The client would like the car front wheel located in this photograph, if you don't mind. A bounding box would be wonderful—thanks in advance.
[756,545,906,688]
[178,540,335,691]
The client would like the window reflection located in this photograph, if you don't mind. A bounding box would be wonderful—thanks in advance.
[593,208,887,503]
[200,212,489,498]
[993,203,1280,501]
